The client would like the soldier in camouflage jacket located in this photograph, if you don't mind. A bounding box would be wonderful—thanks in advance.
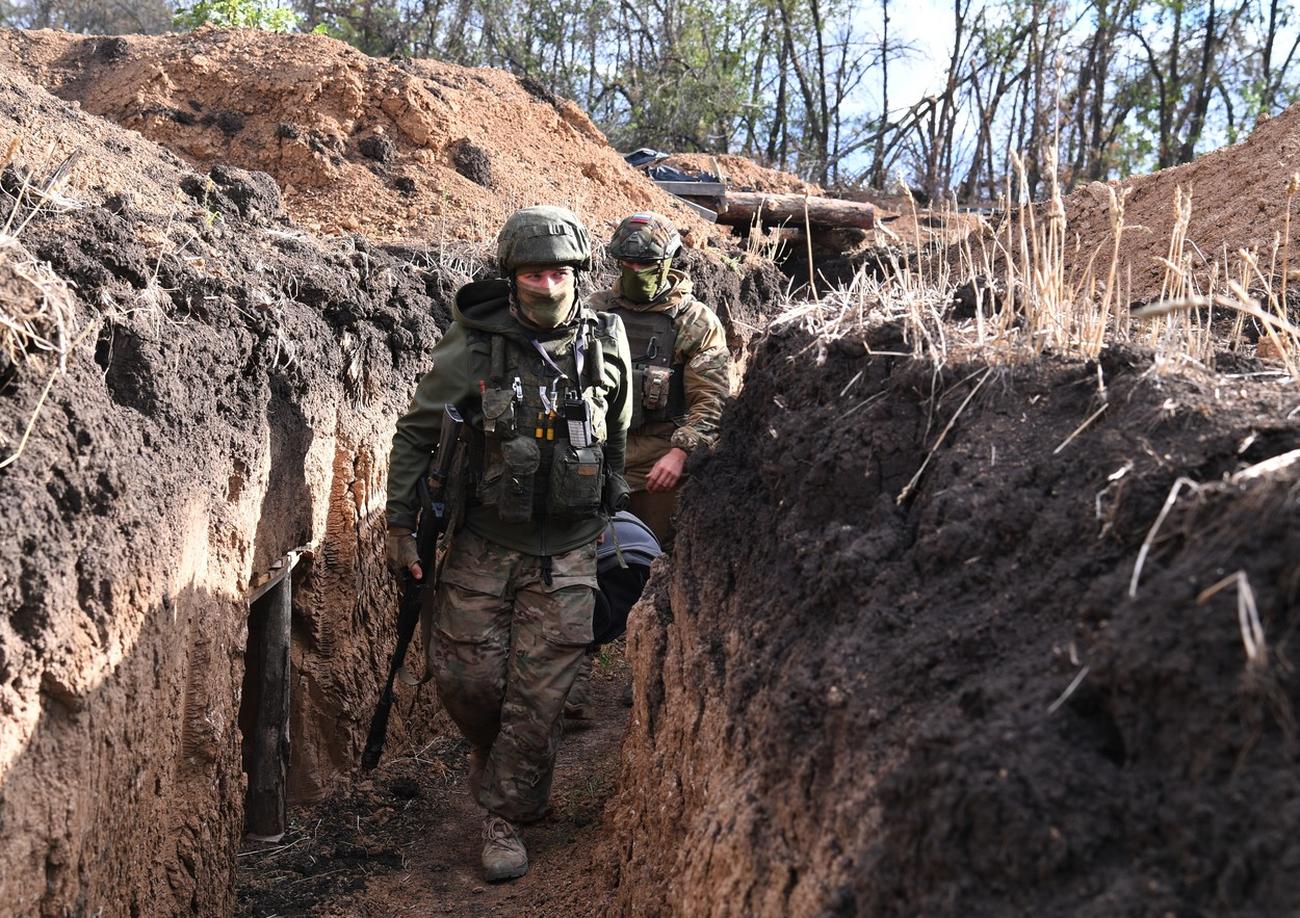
[588,212,732,547]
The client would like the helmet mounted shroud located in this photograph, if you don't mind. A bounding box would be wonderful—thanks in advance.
[607,211,683,264]
[497,205,593,276]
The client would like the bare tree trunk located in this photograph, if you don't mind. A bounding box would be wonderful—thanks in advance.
[869,0,891,189]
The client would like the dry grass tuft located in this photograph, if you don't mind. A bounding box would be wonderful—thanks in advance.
[778,137,1300,379]
[0,144,84,371]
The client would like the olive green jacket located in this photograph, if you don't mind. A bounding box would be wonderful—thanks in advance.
[386,279,632,555]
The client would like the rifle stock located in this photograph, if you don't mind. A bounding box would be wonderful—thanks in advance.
[361,405,464,772]
[361,569,423,770]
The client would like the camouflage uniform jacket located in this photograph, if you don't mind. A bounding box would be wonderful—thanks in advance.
[387,278,633,555]
[588,270,730,456]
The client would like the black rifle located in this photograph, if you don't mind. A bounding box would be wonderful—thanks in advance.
[362,405,464,771]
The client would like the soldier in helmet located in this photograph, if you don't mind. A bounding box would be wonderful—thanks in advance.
[385,205,632,882]
[589,211,731,546]
[561,212,730,722]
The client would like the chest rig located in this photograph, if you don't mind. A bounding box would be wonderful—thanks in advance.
[465,321,609,525]
[611,307,687,431]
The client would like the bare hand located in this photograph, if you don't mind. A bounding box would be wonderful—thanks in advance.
[646,448,687,493]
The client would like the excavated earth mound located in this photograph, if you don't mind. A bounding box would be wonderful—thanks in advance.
[614,322,1300,915]
[1063,103,1300,301]
[0,27,716,243]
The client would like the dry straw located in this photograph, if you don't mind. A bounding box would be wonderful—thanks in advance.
[0,141,89,469]
[776,135,1300,378]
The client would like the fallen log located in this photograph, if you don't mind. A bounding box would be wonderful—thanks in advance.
[717,192,875,229]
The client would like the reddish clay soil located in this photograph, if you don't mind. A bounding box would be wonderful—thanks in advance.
[613,319,1300,915]
[0,27,718,245]
[1063,104,1300,300]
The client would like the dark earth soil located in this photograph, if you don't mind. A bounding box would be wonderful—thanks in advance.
[238,645,629,916]
[613,320,1300,915]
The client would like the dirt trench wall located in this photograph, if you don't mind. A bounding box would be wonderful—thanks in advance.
[0,57,789,914]
[0,66,466,912]
[614,324,1300,915]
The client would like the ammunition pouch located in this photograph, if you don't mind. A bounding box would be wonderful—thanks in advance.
[642,365,672,411]
[548,444,605,520]
[481,387,518,438]
[478,436,540,523]
[613,307,686,429]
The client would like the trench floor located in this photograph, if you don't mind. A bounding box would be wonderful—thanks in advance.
[237,646,628,916]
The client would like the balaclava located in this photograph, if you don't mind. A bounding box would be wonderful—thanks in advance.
[620,259,672,304]
[514,270,577,329]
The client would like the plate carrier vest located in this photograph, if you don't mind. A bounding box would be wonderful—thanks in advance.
[610,307,686,431]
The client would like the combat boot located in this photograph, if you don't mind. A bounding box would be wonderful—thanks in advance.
[482,815,529,881]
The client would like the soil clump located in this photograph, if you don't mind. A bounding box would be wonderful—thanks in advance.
[614,319,1300,915]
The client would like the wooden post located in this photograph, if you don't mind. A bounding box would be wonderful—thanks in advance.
[245,566,292,841]
[717,192,875,229]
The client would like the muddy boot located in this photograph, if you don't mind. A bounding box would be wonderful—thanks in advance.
[468,746,488,801]
[481,815,529,882]
[564,650,595,721]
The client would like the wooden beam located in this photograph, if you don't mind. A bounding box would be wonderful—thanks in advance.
[670,196,718,222]
[654,179,726,197]
[717,192,875,229]
[245,567,293,841]
[247,549,308,604]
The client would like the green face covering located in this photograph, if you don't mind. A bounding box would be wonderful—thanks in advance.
[620,262,670,304]
[516,276,576,329]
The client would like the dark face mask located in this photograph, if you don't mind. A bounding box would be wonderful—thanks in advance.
[620,262,670,304]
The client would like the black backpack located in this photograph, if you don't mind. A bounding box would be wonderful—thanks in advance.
[592,511,662,645]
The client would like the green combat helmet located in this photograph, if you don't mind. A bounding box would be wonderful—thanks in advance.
[497,205,592,274]
[607,212,682,264]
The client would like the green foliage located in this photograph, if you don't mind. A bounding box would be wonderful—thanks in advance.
[174,0,300,32]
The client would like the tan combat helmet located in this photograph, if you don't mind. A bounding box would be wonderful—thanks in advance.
[496,205,592,274]
[607,212,683,263]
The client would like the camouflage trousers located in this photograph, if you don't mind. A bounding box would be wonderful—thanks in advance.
[626,427,681,547]
[426,527,596,823]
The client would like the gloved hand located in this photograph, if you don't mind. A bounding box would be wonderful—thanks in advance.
[385,526,420,575]
[603,472,630,514]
